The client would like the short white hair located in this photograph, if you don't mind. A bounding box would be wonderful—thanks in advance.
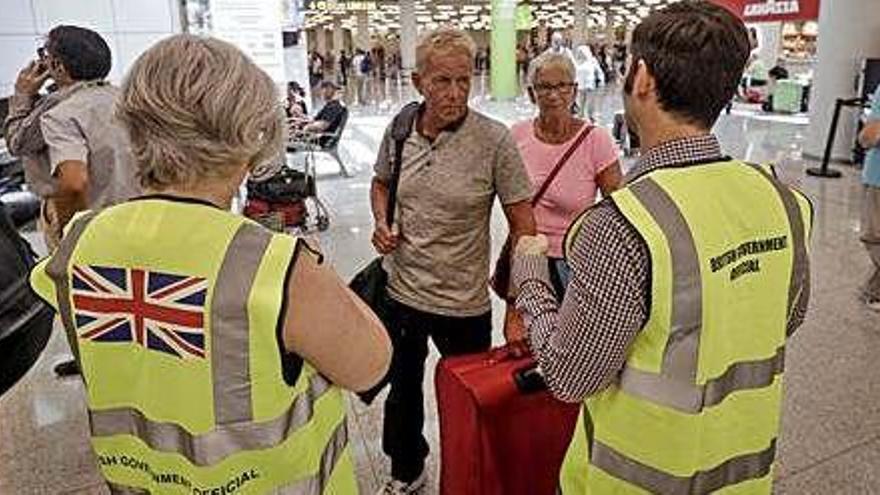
[415,27,476,73]
[528,51,576,87]
[117,34,284,189]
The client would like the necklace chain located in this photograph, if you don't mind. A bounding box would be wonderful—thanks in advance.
[536,117,578,144]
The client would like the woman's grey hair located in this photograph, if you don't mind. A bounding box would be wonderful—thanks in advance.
[116,34,284,189]
[415,27,476,73]
[528,51,576,88]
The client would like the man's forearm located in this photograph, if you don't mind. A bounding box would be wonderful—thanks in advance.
[303,120,330,133]
[370,178,390,226]
[3,93,39,155]
[859,122,880,149]
[51,191,88,232]
[504,201,537,246]
[51,161,90,231]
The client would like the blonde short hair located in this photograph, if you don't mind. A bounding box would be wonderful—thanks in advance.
[528,52,576,88]
[117,34,284,189]
[415,27,476,74]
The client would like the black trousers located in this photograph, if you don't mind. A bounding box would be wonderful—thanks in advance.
[382,296,492,483]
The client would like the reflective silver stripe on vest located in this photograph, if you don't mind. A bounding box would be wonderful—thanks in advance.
[106,482,149,494]
[616,178,705,413]
[90,372,334,466]
[279,418,350,494]
[746,164,810,334]
[619,345,785,413]
[104,406,348,495]
[211,222,272,424]
[592,439,776,494]
[45,211,101,367]
[629,178,703,384]
[614,176,793,413]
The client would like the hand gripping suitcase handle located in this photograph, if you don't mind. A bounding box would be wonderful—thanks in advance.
[483,344,548,394]
[513,362,548,394]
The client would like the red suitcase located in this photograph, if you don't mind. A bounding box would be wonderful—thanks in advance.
[436,345,581,495]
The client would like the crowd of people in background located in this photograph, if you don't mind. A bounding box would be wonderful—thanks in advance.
[303,30,629,111]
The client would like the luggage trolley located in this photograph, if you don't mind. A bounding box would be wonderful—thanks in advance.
[243,127,332,234]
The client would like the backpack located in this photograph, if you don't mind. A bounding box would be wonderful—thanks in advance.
[0,201,54,397]
[360,55,373,75]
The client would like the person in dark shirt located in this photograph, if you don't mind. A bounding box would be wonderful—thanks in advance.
[339,50,350,86]
[303,80,347,148]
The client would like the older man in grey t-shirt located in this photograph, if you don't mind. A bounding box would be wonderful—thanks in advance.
[369,28,535,493]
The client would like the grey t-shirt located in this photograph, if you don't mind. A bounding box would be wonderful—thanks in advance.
[374,109,532,317]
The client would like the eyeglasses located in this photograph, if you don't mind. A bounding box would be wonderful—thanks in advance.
[532,82,576,95]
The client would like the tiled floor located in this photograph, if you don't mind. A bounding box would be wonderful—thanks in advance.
[1,80,878,494]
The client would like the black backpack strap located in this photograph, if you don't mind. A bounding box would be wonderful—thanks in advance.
[385,101,421,227]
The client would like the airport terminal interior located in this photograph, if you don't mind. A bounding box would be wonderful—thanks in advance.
[1,0,880,494]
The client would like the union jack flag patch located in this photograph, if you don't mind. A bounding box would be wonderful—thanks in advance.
[71,265,208,360]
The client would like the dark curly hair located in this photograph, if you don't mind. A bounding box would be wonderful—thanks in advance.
[46,25,112,81]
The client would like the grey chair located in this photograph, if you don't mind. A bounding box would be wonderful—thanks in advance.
[287,108,352,177]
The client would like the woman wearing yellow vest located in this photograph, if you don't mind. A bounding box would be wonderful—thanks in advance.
[30,35,391,494]
[511,2,812,494]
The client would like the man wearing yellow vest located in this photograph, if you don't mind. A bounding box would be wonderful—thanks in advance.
[29,35,391,494]
[511,2,812,494]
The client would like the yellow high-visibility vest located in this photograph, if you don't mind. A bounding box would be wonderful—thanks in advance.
[560,161,812,494]
[30,197,357,494]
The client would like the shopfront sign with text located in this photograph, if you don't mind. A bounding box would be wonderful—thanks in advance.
[711,0,820,23]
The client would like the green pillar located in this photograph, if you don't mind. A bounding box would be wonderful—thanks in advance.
[491,0,517,100]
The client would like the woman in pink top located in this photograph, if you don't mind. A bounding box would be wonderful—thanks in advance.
[511,51,623,295]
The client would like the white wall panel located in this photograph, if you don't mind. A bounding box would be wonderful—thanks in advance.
[116,32,167,79]
[0,0,38,34]
[0,0,178,97]
[33,0,115,33]
[0,36,39,97]
[112,0,175,33]
[99,33,124,83]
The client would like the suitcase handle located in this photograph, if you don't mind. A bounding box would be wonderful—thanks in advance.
[487,342,531,364]
[513,363,548,394]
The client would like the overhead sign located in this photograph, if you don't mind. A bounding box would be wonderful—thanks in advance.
[710,0,820,23]
[307,1,377,11]
[211,0,286,83]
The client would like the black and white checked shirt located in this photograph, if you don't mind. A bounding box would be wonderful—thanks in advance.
[513,134,810,403]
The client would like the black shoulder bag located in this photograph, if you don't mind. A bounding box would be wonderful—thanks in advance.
[349,101,420,404]
[0,202,54,397]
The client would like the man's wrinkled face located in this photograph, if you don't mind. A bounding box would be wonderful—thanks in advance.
[414,50,473,127]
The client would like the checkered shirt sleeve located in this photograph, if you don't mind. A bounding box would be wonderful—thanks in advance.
[513,202,650,403]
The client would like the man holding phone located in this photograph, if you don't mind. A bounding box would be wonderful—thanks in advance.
[3,25,140,376]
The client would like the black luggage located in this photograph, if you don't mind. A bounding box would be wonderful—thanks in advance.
[0,201,54,397]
